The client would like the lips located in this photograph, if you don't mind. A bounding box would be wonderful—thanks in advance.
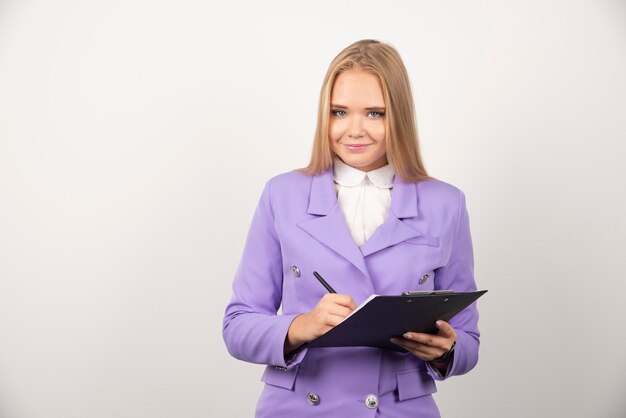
[343,143,372,151]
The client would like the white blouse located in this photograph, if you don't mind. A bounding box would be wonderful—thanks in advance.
[333,158,395,247]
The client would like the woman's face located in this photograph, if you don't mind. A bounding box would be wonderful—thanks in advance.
[329,70,387,172]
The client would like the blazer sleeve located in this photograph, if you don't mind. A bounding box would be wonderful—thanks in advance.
[222,180,306,369]
[426,189,481,381]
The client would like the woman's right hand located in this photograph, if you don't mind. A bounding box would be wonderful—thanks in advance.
[284,293,356,353]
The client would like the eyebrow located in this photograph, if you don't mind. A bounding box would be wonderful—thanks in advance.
[330,103,386,110]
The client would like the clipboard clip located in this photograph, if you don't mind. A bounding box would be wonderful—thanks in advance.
[401,290,455,296]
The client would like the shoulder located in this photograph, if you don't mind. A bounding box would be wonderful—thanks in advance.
[259,169,317,211]
[266,169,313,191]
[417,177,465,199]
[415,177,468,215]
[263,169,315,201]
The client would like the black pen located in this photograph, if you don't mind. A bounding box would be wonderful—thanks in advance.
[313,271,336,294]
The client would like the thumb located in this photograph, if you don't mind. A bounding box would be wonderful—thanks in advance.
[435,320,455,338]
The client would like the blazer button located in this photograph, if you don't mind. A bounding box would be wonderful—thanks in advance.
[365,394,378,409]
[290,265,301,278]
[419,273,431,285]
[306,391,320,406]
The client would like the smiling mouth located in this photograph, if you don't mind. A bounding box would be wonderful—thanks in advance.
[343,143,372,150]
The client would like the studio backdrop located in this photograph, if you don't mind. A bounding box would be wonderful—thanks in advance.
[0,1,625,417]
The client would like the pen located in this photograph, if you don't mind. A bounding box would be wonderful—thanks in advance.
[313,271,336,294]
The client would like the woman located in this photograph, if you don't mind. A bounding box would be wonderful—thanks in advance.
[223,39,480,417]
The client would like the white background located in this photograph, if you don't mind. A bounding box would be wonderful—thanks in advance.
[1,1,625,417]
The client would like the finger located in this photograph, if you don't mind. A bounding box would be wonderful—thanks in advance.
[323,313,348,327]
[390,338,442,360]
[435,320,457,339]
[403,332,446,348]
[390,337,416,352]
[310,313,345,337]
[390,337,429,353]
[314,324,334,338]
[402,340,445,360]
[337,296,357,310]
[403,332,453,352]
[403,333,448,354]
[327,304,353,319]
[318,299,355,316]
[322,294,357,310]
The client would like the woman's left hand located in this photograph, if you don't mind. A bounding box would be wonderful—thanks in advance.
[390,320,457,362]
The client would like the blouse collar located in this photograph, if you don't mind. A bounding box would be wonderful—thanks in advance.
[333,158,395,189]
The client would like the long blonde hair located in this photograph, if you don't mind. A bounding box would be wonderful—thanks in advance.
[303,39,430,182]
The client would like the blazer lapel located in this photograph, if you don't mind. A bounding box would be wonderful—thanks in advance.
[360,176,426,257]
[297,170,369,277]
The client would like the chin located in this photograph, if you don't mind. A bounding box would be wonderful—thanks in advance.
[339,155,385,170]
[338,155,365,166]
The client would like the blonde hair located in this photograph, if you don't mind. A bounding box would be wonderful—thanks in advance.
[303,39,430,182]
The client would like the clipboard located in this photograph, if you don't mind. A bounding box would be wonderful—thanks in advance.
[307,290,487,352]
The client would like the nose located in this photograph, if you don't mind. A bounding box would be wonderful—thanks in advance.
[347,115,364,139]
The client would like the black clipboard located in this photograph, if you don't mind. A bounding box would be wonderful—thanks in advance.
[307,290,487,352]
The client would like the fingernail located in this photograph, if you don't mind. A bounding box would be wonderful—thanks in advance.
[390,338,398,344]
[436,320,442,327]
[403,333,411,340]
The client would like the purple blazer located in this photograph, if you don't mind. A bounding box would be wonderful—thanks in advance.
[223,168,481,417]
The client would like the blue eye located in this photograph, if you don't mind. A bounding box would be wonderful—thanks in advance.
[332,109,347,117]
[367,111,384,118]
